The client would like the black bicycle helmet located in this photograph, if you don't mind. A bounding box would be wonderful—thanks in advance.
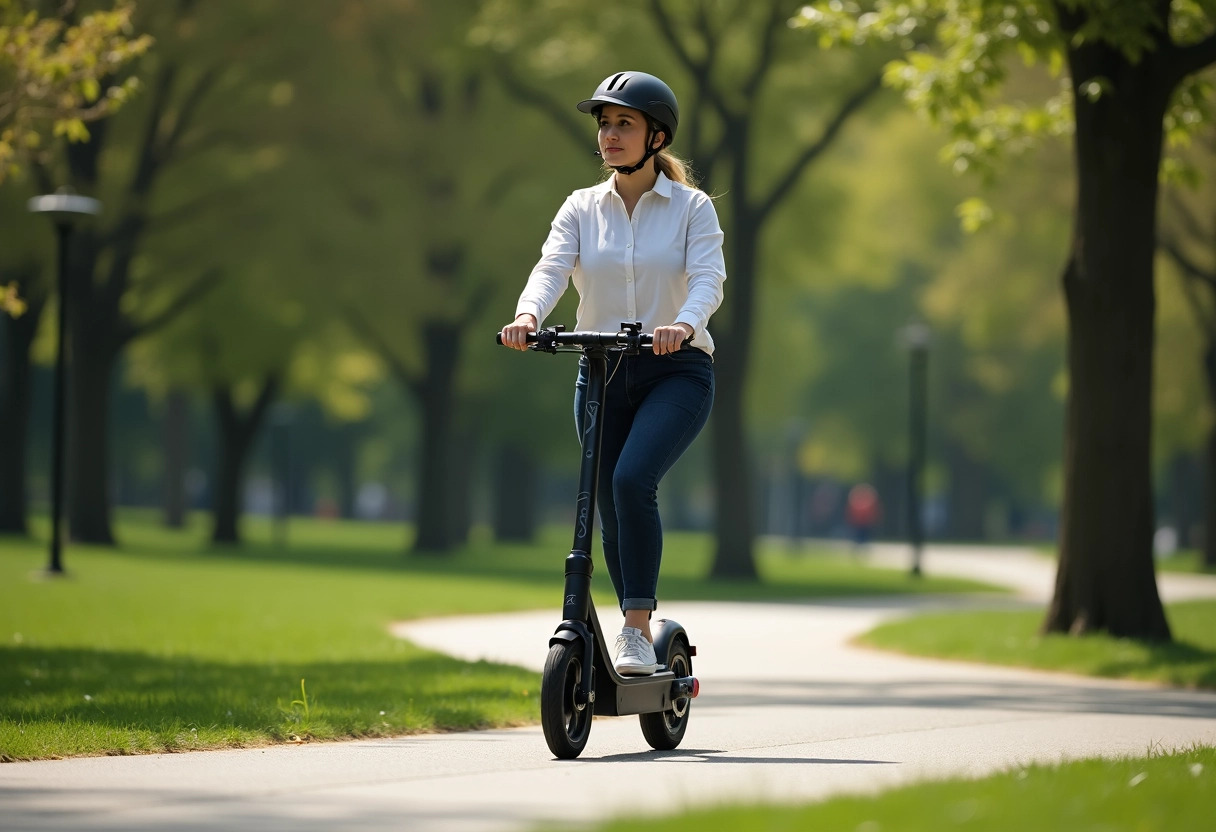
[578,71,679,174]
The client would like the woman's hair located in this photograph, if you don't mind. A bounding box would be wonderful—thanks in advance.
[655,148,695,187]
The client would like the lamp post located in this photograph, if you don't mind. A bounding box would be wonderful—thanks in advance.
[899,323,930,577]
[28,190,101,576]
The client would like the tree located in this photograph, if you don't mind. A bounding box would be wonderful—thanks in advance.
[0,0,150,185]
[1159,163,1216,568]
[290,0,562,554]
[0,262,38,534]
[0,0,148,533]
[44,1,290,543]
[797,0,1216,638]
[477,0,892,576]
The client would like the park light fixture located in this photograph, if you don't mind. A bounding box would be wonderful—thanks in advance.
[898,322,931,577]
[28,189,102,576]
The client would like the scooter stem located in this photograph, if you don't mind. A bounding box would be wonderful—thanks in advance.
[562,347,609,624]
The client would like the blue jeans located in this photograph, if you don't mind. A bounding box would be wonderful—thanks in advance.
[574,348,715,612]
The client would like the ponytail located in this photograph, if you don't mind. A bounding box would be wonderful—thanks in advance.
[655,148,696,188]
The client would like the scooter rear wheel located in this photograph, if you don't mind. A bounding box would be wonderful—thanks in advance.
[639,639,692,750]
[541,641,592,759]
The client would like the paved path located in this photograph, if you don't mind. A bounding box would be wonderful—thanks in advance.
[3,547,1215,831]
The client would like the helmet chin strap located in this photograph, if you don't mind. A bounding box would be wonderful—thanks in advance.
[594,127,662,175]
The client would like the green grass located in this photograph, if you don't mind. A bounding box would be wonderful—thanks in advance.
[856,601,1216,689]
[581,745,1215,832]
[0,511,998,760]
[1156,550,1216,574]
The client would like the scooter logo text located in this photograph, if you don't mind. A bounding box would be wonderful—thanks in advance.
[576,491,591,538]
[583,401,599,458]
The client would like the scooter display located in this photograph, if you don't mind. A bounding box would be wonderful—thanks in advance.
[497,322,700,759]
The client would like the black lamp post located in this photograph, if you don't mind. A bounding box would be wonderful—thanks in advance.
[899,323,930,577]
[28,190,101,575]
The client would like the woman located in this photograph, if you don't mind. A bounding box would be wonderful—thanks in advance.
[501,71,726,676]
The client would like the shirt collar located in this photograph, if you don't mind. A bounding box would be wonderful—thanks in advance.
[595,171,674,204]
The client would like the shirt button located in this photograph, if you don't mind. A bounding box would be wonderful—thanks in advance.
[626,243,633,248]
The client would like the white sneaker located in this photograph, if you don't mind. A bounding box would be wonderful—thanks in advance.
[614,627,657,676]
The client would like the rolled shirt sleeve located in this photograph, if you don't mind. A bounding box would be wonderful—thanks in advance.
[675,192,726,341]
[515,195,579,327]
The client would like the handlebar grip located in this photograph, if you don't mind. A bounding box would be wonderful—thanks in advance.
[496,331,538,345]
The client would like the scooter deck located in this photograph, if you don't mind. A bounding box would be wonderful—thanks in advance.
[582,599,687,718]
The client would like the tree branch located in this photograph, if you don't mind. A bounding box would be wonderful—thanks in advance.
[344,303,420,396]
[367,32,417,124]
[147,184,252,238]
[1164,34,1216,86]
[1159,236,1216,290]
[756,70,885,222]
[649,0,731,121]
[741,0,787,103]
[155,66,221,168]
[493,57,588,149]
[1161,237,1216,334]
[121,266,223,346]
[1165,187,1209,244]
[128,63,179,198]
[649,0,703,80]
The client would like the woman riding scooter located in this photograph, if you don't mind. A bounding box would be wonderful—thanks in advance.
[501,71,726,676]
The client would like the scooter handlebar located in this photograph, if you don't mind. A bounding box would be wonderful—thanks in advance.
[496,324,658,353]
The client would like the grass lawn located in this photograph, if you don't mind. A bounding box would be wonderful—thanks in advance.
[0,511,996,761]
[1156,550,1216,574]
[581,744,1215,832]
[857,601,1216,690]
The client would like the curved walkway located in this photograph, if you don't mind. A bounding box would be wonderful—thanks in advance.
[2,546,1215,831]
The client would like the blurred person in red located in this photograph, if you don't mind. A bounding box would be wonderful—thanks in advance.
[846,483,881,551]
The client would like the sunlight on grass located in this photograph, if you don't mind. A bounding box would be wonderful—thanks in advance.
[583,745,1216,832]
[857,602,1216,690]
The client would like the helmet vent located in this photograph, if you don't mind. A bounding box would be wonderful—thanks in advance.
[607,72,628,91]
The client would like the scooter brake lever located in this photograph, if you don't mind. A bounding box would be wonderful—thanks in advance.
[530,328,561,353]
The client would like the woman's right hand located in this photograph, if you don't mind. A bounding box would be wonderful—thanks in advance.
[501,313,538,351]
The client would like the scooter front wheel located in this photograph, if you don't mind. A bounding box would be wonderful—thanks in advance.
[541,640,592,759]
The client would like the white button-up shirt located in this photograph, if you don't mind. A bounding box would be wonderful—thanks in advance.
[515,172,726,355]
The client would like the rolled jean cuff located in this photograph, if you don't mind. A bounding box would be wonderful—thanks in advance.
[622,597,657,612]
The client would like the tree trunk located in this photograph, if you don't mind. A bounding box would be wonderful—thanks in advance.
[67,337,118,544]
[0,274,44,535]
[492,443,537,542]
[709,352,756,577]
[1043,44,1171,639]
[412,321,462,553]
[335,425,357,520]
[945,440,989,541]
[162,389,189,528]
[1164,452,1200,551]
[210,376,279,545]
[708,191,759,578]
[873,458,904,539]
[1205,342,1216,568]
[1205,429,1216,569]
[448,425,476,545]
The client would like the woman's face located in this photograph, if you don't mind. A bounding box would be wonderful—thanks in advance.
[598,104,662,167]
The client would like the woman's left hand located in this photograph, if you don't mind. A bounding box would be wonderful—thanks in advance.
[652,323,694,355]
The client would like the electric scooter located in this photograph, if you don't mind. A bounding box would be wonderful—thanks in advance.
[497,322,700,759]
